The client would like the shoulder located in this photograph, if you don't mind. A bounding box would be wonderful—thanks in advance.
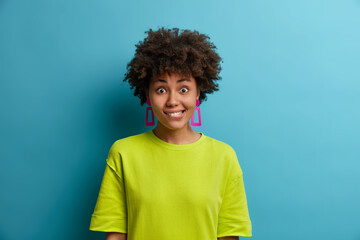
[205,134,242,177]
[105,132,148,170]
[204,134,237,159]
[109,131,149,154]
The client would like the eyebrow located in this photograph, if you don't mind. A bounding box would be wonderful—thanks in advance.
[155,78,191,83]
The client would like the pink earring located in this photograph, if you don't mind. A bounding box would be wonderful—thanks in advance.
[191,99,201,126]
[145,99,155,126]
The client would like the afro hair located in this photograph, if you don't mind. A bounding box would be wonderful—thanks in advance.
[123,27,223,106]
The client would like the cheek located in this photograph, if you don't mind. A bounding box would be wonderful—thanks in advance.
[186,98,197,107]
[150,101,166,115]
[184,104,196,114]
[148,96,162,108]
[151,104,163,114]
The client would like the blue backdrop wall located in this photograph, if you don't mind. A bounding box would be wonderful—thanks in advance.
[0,0,359,239]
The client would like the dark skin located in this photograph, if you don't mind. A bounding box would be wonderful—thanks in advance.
[106,232,126,240]
[145,71,201,145]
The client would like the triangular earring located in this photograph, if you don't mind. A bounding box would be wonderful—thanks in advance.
[145,99,155,126]
[191,99,201,126]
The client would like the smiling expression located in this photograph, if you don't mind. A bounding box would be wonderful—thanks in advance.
[146,72,200,131]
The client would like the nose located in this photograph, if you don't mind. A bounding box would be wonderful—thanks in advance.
[166,90,179,107]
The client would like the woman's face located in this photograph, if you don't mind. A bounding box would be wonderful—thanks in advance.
[146,72,200,131]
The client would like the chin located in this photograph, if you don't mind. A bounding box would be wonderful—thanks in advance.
[160,121,189,131]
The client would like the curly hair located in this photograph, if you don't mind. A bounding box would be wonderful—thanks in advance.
[123,27,223,106]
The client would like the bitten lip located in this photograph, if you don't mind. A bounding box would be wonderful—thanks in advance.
[164,110,185,114]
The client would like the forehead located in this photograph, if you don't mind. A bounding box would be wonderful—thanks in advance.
[151,72,194,84]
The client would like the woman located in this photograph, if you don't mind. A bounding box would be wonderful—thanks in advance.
[89,27,252,240]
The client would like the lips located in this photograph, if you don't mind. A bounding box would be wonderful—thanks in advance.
[163,110,186,118]
[164,110,185,114]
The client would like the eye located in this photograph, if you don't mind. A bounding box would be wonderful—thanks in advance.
[180,87,189,93]
[156,87,166,94]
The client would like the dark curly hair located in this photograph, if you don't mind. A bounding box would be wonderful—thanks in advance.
[122,27,223,106]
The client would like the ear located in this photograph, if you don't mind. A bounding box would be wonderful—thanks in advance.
[196,87,200,99]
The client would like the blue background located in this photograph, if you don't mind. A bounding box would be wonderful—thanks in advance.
[1,0,359,239]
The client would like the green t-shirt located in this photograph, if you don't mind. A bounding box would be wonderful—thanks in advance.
[89,130,252,239]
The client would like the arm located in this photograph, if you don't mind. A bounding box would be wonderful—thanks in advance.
[218,237,239,240]
[106,232,127,240]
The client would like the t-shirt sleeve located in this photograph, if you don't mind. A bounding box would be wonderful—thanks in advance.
[89,141,127,233]
[217,148,252,238]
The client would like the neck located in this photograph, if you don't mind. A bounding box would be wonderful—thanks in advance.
[152,124,201,145]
